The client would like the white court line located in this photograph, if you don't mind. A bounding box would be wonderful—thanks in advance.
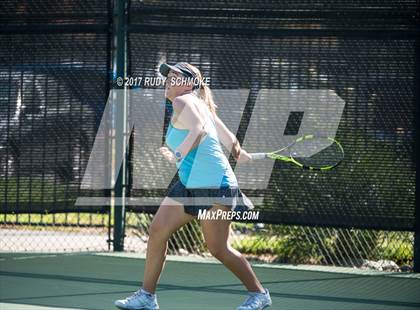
[0,303,80,310]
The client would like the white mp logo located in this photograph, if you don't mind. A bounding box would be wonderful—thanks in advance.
[76,89,345,206]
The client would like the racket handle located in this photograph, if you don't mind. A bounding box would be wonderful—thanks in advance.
[249,153,267,160]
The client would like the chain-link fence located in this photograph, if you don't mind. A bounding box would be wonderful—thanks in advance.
[0,0,112,252]
[123,212,414,271]
[1,0,418,272]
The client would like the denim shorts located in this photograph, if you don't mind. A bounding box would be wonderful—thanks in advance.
[165,180,255,216]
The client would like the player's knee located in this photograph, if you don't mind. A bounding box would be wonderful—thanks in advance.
[207,243,229,261]
[148,220,171,241]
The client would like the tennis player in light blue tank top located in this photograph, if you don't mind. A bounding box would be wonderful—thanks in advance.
[114,62,272,310]
[166,106,238,188]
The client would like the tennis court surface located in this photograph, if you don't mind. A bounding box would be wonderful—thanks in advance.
[1,252,419,310]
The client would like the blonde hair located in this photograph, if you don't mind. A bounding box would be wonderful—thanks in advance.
[184,63,218,117]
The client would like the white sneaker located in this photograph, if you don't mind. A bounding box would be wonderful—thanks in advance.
[114,288,159,310]
[236,288,272,310]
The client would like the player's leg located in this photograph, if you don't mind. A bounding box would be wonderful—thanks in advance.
[200,204,272,309]
[143,197,195,293]
[200,204,264,292]
[115,197,194,310]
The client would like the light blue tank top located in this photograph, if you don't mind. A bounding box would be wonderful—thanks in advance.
[165,109,238,188]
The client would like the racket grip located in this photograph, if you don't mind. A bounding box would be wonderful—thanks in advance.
[249,153,267,160]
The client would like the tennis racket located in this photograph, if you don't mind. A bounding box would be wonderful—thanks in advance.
[249,134,344,171]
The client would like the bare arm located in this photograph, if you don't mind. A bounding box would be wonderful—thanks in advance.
[172,96,207,159]
[214,114,251,163]
[214,114,239,155]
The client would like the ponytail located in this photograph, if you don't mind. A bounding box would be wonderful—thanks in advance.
[197,82,218,118]
[184,63,218,117]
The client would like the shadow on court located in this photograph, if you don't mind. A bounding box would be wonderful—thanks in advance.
[1,253,419,310]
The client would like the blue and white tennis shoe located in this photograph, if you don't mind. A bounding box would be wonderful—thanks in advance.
[114,288,159,310]
[236,288,272,310]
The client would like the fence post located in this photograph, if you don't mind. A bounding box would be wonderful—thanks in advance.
[414,39,420,273]
[112,0,128,251]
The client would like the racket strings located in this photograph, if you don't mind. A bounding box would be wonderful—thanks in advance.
[289,138,344,169]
